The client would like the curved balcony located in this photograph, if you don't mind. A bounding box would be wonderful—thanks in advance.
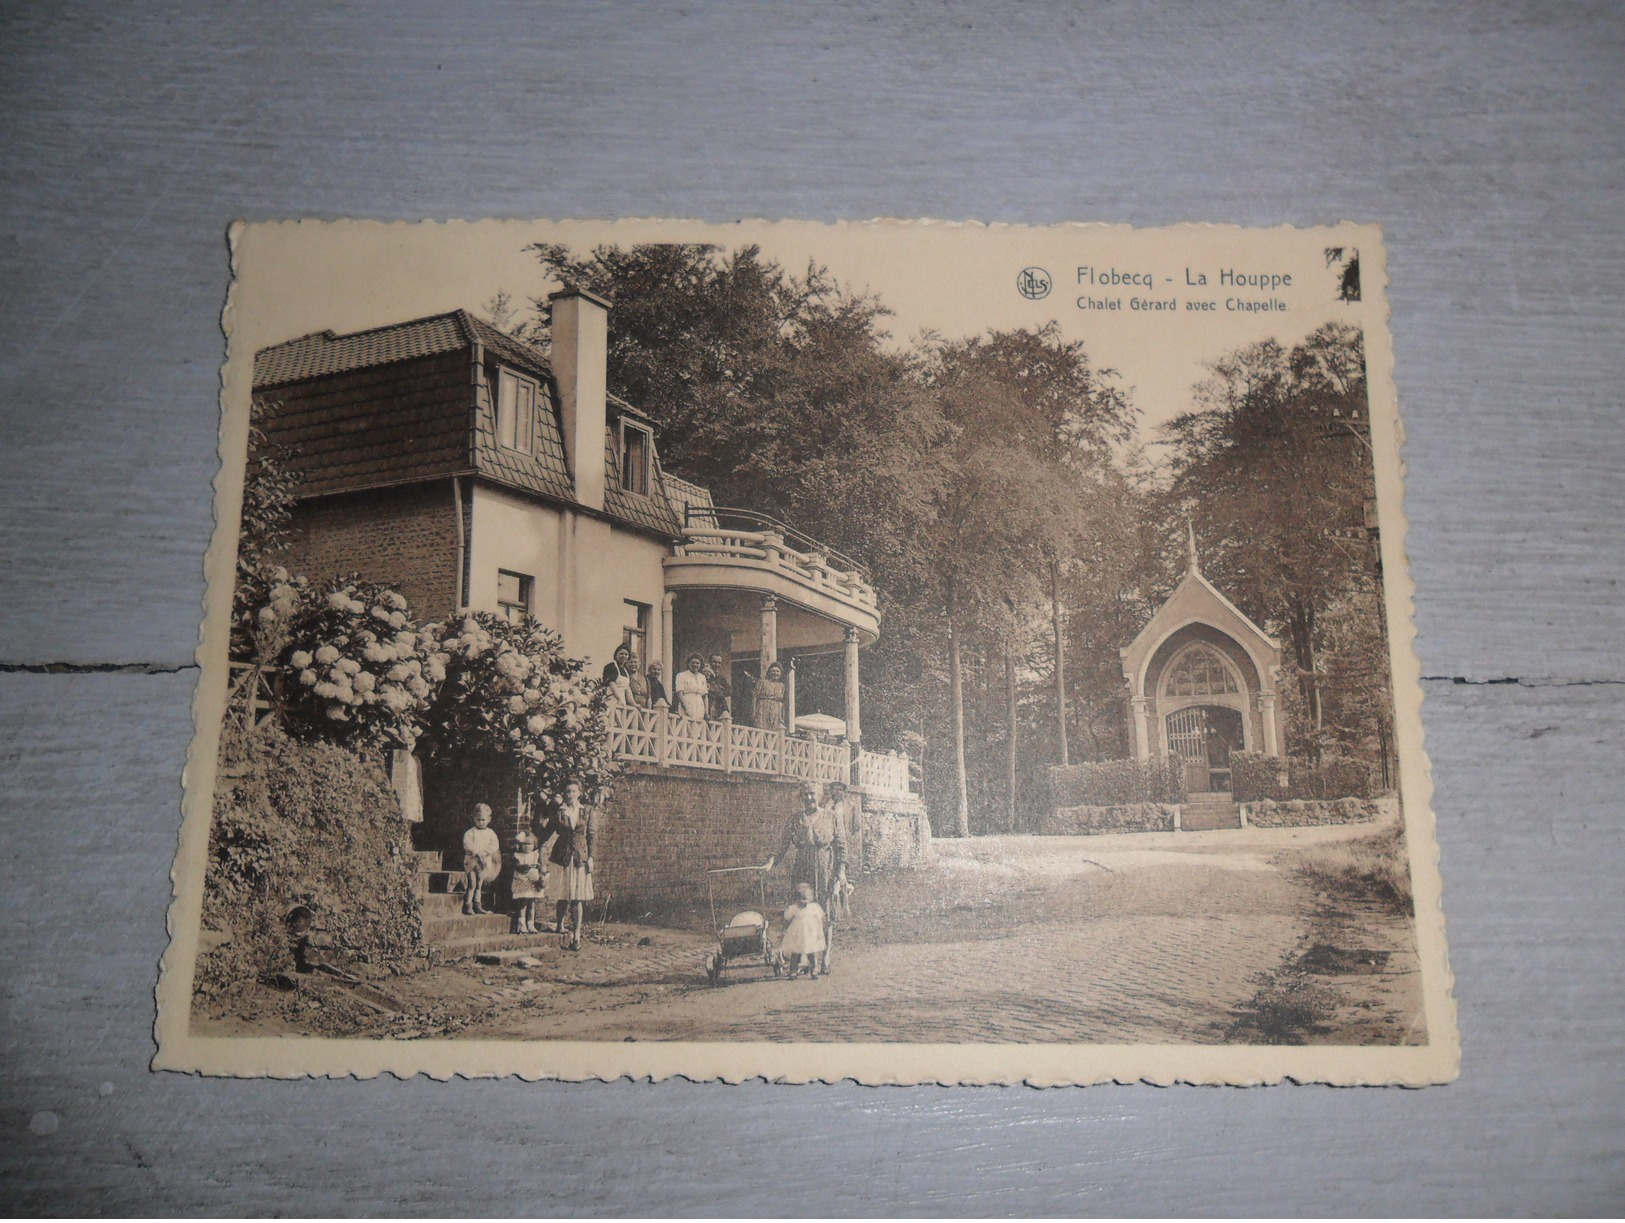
[663,507,880,646]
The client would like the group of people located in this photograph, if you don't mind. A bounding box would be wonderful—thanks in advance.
[458,776,861,972]
[602,643,790,732]
[460,781,597,951]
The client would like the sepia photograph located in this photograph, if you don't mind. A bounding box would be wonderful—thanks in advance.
[158,219,1455,1084]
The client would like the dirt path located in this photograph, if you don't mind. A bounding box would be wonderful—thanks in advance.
[196,826,1424,1047]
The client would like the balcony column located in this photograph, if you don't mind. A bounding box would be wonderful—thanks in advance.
[843,626,861,747]
[759,594,778,670]
[785,655,797,731]
[660,591,676,688]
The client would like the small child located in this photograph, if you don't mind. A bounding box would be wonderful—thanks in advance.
[779,881,827,980]
[461,803,501,916]
[509,828,544,934]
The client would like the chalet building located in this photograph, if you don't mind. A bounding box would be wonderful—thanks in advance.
[252,291,924,925]
[1119,529,1283,796]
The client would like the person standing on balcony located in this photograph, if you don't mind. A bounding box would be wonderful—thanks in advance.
[754,660,787,730]
[627,653,651,709]
[645,661,669,709]
[706,653,733,720]
[601,644,634,704]
[675,653,709,721]
[764,782,847,975]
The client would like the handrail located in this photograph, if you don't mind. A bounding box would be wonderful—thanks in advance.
[604,702,914,796]
[684,505,871,580]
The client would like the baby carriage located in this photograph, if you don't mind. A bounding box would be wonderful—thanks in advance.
[703,864,785,986]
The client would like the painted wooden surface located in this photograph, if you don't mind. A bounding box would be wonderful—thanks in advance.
[2,2,1621,1213]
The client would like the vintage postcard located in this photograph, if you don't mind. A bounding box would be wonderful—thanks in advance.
[157,218,1457,1084]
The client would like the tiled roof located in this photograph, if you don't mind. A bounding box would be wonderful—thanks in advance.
[603,434,684,538]
[254,310,551,389]
[255,309,689,540]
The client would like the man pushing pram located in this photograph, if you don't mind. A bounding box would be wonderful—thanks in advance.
[763,781,849,976]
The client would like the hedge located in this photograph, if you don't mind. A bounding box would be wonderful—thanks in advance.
[1048,756,1187,806]
[1231,751,1376,802]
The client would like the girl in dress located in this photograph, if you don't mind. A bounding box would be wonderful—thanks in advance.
[461,803,500,916]
[508,828,544,934]
[779,881,827,980]
[538,781,596,951]
[674,653,709,721]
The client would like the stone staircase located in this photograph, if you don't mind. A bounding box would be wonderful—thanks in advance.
[1180,791,1242,831]
[412,849,546,960]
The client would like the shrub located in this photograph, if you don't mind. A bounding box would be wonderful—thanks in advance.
[1232,751,1376,801]
[1288,753,1376,800]
[275,577,445,752]
[1232,750,1288,802]
[1048,756,1186,807]
[423,611,619,805]
[196,727,425,1004]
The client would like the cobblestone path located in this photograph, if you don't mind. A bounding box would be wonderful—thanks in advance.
[466,830,1349,1045]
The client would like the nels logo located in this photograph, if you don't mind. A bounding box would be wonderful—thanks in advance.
[1016,266,1052,300]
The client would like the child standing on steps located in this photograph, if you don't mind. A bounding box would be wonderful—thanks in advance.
[461,803,500,916]
[779,881,826,979]
[509,828,543,934]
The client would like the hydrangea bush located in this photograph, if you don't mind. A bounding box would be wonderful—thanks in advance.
[277,578,447,752]
[420,611,619,805]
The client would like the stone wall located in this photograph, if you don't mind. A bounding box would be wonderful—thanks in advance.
[857,791,934,873]
[1035,803,1180,835]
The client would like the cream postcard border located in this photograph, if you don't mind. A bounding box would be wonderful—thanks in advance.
[156,218,1458,1085]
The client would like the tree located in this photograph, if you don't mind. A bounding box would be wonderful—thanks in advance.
[912,327,1137,834]
[1160,322,1377,754]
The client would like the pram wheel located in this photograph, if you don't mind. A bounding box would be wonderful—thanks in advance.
[705,953,721,987]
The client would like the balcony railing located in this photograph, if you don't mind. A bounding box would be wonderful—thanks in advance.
[676,507,879,612]
[607,701,914,796]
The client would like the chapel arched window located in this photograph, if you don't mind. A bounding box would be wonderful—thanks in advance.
[1164,645,1239,697]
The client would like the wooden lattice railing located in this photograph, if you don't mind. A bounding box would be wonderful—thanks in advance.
[605,702,913,795]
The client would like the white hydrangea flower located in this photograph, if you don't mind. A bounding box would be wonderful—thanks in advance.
[354,672,376,692]
[314,645,340,665]
[388,611,406,629]
[385,591,407,611]
[326,591,350,611]
[338,658,361,675]
[289,650,312,668]
[299,669,318,686]
[526,714,548,734]
[257,607,278,624]
[507,694,527,715]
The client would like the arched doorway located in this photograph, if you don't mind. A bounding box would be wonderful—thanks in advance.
[1165,705,1245,792]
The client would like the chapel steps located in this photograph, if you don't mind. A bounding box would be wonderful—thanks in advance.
[1180,791,1242,831]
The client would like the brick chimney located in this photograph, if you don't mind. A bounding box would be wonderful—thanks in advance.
[549,287,611,512]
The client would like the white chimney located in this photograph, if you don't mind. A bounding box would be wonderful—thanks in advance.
[549,287,611,512]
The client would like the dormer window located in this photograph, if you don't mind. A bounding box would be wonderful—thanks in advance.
[496,368,538,455]
[619,420,652,495]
